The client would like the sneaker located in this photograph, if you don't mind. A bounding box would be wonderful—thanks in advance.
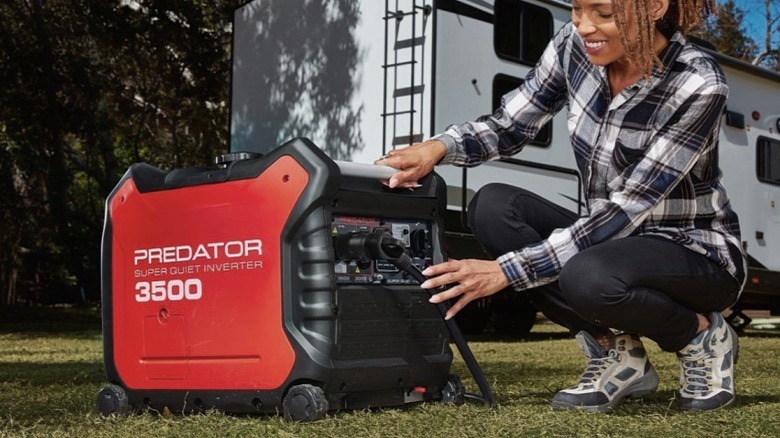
[677,311,739,411]
[552,332,660,412]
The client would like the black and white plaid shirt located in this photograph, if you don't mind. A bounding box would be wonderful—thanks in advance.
[436,23,746,292]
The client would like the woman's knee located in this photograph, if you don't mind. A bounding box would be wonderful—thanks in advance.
[559,253,626,318]
[466,183,515,233]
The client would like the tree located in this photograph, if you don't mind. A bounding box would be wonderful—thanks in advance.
[0,126,24,305]
[749,0,780,71]
[693,0,757,61]
[0,0,242,305]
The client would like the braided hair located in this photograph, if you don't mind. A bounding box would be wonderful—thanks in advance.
[612,0,716,78]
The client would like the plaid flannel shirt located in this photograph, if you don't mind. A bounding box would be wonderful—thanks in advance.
[435,22,746,293]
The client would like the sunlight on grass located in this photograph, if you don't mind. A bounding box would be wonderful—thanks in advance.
[1,307,779,437]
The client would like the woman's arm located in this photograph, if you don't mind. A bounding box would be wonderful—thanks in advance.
[376,23,574,187]
[501,75,728,292]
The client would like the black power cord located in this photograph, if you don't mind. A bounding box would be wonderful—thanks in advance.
[332,231,497,408]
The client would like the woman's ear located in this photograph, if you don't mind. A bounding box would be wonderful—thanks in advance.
[652,0,670,21]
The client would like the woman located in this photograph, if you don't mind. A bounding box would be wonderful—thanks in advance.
[375,0,746,412]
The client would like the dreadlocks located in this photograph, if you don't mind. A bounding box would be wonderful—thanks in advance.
[612,0,716,78]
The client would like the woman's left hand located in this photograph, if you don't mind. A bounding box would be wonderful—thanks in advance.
[420,259,511,320]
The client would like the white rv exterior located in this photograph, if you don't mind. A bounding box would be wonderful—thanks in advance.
[231,0,780,329]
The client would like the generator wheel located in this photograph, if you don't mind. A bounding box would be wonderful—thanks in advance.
[440,374,465,405]
[282,384,328,422]
[96,384,131,417]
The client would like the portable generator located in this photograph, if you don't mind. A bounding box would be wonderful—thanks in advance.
[97,138,493,421]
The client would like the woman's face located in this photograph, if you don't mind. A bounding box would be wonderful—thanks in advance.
[571,0,628,67]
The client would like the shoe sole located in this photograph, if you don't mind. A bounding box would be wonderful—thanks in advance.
[551,367,661,413]
[679,394,735,411]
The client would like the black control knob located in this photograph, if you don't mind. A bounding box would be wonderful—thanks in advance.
[409,229,427,257]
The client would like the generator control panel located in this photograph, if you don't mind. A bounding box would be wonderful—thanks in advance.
[331,215,433,285]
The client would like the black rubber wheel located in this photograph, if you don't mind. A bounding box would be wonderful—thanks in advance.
[282,384,328,422]
[440,374,465,405]
[96,384,131,417]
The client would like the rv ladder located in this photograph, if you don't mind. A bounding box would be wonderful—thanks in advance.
[382,0,432,154]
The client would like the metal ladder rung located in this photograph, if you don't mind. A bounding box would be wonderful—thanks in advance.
[393,85,425,97]
[395,36,426,50]
[381,110,416,117]
[382,60,417,68]
[384,10,417,20]
[392,134,423,146]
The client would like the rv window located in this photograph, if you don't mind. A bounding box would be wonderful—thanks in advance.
[494,0,553,65]
[493,74,551,147]
[757,137,780,185]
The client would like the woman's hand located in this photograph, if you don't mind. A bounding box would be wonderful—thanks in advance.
[373,139,447,188]
[420,259,510,320]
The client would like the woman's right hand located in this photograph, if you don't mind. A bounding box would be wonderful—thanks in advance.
[373,139,447,188]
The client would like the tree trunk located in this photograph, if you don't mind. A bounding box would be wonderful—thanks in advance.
[4,245,19,306]
[766,0,773,54]
[7,266,17,306]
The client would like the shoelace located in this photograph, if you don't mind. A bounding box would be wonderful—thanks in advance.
[681,358,711,393]
[577,351,619,386]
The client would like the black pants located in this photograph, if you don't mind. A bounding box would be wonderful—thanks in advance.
[467,183,742,352]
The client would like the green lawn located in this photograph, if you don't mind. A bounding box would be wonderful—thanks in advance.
[1,306,779,437]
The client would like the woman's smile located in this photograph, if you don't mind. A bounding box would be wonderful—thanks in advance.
[583,38,609,55]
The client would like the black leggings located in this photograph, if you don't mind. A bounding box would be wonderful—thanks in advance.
[467,183,742,352]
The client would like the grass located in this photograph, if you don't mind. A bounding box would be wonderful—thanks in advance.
[1,306,779,437]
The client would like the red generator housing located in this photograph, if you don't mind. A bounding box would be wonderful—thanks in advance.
[97,138,459,421]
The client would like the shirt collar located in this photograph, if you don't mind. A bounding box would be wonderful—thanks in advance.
[648,30,686,84]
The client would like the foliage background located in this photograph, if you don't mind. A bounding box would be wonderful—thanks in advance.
[1,0,244,305]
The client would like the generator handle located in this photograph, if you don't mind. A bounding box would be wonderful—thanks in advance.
[335,161,397,180]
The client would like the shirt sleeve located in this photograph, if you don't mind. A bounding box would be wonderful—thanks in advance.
[498,70,729,291]
[434,24,572,167]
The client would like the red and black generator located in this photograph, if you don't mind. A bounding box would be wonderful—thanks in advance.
[97,138,476,421]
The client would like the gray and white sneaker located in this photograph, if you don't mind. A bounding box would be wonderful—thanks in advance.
[677,311,739,411]
[552,332,660,412]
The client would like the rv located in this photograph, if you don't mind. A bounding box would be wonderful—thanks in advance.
[229,0,780,334]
